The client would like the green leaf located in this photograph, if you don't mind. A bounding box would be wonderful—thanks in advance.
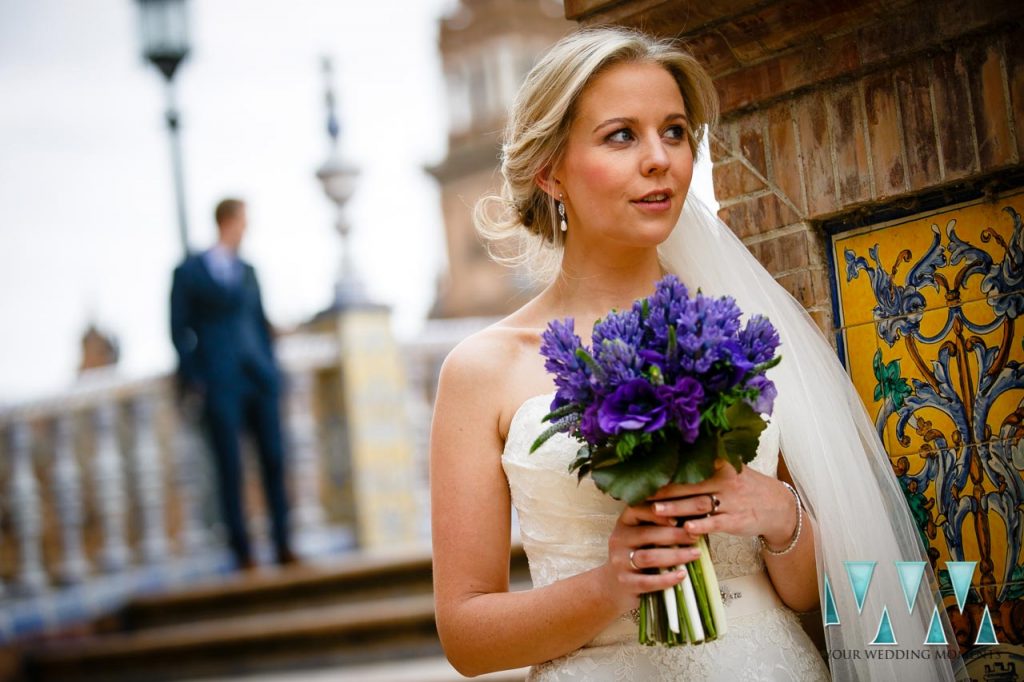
[720,401,767,469]
[540,401,582,423]
[590,444,620,470]
[575,347,606,380]
[529,420,571,453]
[590,439,678,505]
[673,430,719,484]
[568,444,591,473]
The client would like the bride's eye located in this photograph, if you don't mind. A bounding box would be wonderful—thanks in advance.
[606,128,634,144]
[664,125,686,140]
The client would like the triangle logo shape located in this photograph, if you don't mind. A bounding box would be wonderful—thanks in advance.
[974,605,999,645]
[924,605,948,645]
[946,561,976,613]
[823,573,840,626]
[871,606,898,645]
[895,561,926,613]
[845,561,876,614]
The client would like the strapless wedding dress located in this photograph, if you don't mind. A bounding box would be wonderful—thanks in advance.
[502,392,832,681]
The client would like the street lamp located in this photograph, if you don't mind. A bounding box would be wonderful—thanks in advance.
[316,57,365,308]
[136,0,192,255]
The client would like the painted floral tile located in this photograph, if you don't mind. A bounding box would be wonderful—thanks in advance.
[833,191,1024,330]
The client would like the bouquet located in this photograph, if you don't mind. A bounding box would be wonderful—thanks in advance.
[530,274,781,646]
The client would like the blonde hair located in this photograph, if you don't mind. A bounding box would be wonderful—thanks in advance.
[474,26,719,281]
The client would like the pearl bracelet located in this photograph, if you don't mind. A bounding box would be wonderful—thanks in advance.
[757,480,802,556]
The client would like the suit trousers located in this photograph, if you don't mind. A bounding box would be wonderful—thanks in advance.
[201,371,291,564]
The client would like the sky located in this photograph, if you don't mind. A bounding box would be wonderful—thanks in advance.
[0,0,718,404]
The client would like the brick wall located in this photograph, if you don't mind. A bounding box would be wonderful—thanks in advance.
[570,0,1024,338]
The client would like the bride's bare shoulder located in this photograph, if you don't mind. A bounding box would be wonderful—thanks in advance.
[439,318,542,389]
[435,311,550,436]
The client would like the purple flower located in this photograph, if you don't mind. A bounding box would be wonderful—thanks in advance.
[593,306,644,349]
[597,379,667,434]
[656,376,704,443]
[646,276,691,349]
[539,318,593,408]
[745,374,778,414]
[595,338,644,385]
[738,315,781,365]
[579,402,605,442]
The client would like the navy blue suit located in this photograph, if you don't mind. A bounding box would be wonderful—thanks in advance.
[170,251,291,565]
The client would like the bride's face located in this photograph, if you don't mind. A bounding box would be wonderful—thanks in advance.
[548,60,694,249]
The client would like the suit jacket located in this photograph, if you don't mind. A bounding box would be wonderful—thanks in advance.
[170,251,280,395]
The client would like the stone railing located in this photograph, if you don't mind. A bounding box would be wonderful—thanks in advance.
[0,332,346,640]
[0,317,497,642]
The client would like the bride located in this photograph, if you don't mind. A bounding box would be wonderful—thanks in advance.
[430,27,966,681]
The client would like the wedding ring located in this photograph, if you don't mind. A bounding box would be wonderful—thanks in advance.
[708,493,721,511]
[628,549,640,571]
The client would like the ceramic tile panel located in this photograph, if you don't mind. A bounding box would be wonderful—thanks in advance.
[829,189,1024,662]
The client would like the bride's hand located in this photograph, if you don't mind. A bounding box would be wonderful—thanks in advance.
[600,501,702,614]
[645,459,798,547]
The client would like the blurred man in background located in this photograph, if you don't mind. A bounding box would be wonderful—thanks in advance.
[170,198,295,570]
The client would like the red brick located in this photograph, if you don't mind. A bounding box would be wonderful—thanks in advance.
[709,119,738,163]
[681,32,742,77]
[892,58,941,191]
[1008,22,1024,161]
[931,49,979,180]
[808,308,834,336]
[737,112,768,178]
[777,267,831,310]
[718,200,751,239]
[854,3,937,67]
[962,37,1018,170]
[720,192,802,239]
[777,32,861,95]
[826,83,872,205]
[794,90,838,217]
[767,101,806,215]
[716,60,785,115]
[709,134,731,163]
[776,231,811,272]
[863,72,907,198]
[776,270,816,308]
[712,159,766,201]
[749,236,781,274]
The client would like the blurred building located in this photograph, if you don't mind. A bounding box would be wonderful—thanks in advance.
[77,324,119,373]
[427,0,573,319]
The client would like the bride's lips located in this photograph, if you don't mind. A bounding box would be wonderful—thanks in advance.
[630,188,674,213]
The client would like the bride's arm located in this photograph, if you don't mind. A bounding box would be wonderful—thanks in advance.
[759,455,819,613]
[430,335,691,677]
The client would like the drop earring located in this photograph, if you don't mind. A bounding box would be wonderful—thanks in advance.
[558,197,567,232]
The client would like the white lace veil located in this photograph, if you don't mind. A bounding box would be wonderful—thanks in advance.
[658,192,969,681]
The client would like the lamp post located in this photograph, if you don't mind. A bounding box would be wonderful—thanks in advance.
[316,57,365,308]
[136,0,192,255]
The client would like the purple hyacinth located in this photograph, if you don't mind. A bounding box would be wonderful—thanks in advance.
[745,374,778,414]
[595,338,645,385]
[592,306,645,349]
[738,314,781,365]
[597,379,667,434]
[539,318,593,408]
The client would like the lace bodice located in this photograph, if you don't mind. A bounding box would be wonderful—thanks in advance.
[502,391,778,590]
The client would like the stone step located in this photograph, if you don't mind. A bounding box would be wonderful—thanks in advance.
[102,544,528,632]
[186,656,528,682]
[19,544,534,682]
[23,593,443,682]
